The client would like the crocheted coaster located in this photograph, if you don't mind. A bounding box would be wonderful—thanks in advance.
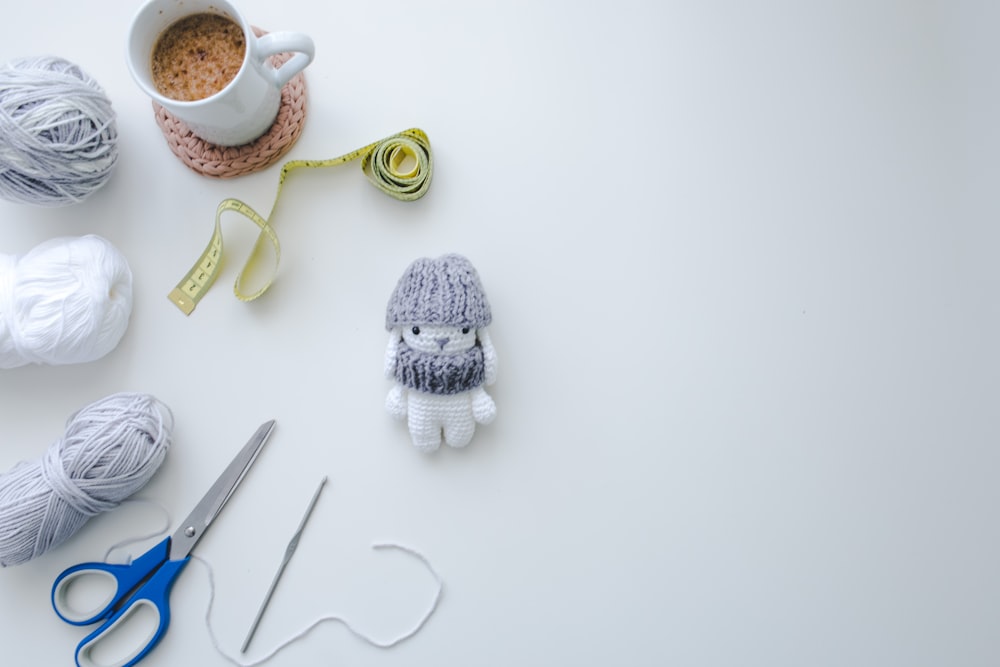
[152,29,307,179]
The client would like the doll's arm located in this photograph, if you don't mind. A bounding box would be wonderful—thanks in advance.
[386,383,407,419]
[384,329,401,378]
[471,386,496,424]
[478,327,497,385]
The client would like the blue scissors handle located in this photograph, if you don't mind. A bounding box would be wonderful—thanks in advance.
[53,538,172,625]
[73,558,188,667]
[52,537,190,667]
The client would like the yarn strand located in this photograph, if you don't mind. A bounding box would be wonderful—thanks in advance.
[198,543,444,665]
[102,498,173,564]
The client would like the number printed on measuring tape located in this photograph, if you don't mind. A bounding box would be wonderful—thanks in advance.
[168,128,433,315]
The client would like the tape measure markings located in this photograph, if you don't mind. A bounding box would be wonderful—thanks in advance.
[169,128,432,315]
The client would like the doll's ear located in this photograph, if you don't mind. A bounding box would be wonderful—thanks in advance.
[478,327,497,385]
[384,328,401,378]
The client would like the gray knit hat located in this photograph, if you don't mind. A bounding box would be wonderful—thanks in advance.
[386,253,492,330]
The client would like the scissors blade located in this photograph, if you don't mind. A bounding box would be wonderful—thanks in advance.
[168,419,276,560]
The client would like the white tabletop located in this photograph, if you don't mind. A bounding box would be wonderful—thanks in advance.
[1,1,998,665]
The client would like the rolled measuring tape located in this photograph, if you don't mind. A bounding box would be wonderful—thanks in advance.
[168,128,432,315]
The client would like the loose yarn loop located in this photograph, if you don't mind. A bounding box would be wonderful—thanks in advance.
[0,392,173,567]
[200,543,444,666]
[0,56,118,206]
[0,235,133,369]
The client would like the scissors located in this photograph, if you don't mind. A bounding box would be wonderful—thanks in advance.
[51,419,276,667]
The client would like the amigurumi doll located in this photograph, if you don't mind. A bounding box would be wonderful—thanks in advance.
[384,254,497,451]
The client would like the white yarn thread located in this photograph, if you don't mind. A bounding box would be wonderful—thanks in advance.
[102,498,173,564]
[0,235,133,369]
[0,56,118,206]
[198,543,444,665]
[0,392,173,567]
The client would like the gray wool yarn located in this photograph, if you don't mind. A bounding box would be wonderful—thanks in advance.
[0,56,118,206]
[385,254,492,330]
[0,393,172,566]
[393,342,486,395]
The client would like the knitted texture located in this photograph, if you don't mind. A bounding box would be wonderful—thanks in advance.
[385,254,492,330]
[384,254,497,451]
[393,341,486,395]
[152,28,306,179]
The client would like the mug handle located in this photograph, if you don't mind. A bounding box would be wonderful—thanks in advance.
[256,32,315,88]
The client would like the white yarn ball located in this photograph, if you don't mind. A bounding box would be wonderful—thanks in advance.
[0,56,118,206]
[0,235,133,368]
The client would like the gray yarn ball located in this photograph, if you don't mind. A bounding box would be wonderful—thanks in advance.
[386,254,492,330]
[0,56,118,207]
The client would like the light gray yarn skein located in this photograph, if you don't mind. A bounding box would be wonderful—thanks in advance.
[0,393,173,567]
[0,56,118,206]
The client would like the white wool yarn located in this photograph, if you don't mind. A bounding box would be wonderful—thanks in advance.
[0,235,133,369]
[0,392,173,567]
[0,56,118,206]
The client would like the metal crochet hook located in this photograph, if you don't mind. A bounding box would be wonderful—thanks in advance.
[241,476,328,653]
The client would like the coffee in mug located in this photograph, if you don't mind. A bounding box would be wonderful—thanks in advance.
[127,0,314,146]
[151,13,246,101]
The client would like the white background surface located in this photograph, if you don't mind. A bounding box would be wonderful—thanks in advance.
[1,0,998,665]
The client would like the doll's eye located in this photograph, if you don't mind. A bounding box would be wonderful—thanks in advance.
[411,326,420,335]
[461,327,470,334]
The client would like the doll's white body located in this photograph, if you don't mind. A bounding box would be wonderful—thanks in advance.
[384,253,496,452]
[385,323,496,451]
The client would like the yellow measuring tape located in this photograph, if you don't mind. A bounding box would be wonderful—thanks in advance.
[168,128,433,315]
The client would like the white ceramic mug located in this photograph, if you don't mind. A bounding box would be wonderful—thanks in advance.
[127,0,314,146]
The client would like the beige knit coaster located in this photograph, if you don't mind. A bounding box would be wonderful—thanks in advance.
[152,30,307,179]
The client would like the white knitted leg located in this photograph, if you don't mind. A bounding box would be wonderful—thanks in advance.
[407,400,442,452]
[442,399,476,448]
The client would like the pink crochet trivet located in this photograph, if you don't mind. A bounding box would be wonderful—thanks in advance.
[152,31,307,179]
